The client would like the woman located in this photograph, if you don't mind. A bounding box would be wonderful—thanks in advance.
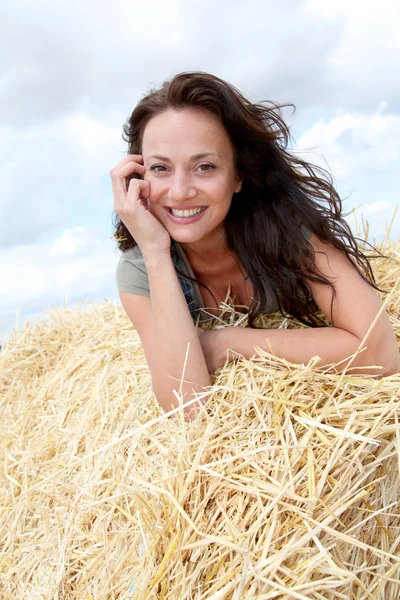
[111,71,400,420]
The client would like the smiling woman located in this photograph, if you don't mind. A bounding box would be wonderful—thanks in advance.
[141,108,242,252]
[111,71,400,420]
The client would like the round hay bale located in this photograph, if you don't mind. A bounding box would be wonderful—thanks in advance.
[1,237,400,599]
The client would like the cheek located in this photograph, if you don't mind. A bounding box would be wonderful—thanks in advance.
[207,176,233,195]
[145,177,164,201]
[216,180,237,203]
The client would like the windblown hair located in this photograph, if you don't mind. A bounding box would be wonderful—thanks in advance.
[113,71,388,328]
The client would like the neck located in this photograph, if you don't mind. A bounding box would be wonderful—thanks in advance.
[179,228,237,277]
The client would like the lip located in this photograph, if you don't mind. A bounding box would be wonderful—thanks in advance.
[165,206,208,224]
[166,205,207,210]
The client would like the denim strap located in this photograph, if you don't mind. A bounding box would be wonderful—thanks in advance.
[170,240,202,324]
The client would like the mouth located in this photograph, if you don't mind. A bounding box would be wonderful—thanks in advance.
[165,206,208,224]
[168,206,207,217]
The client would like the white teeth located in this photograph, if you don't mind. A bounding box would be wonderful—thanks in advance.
[170,207,204,217]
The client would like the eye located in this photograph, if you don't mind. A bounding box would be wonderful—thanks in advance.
[150,164,167,172]
[198,163,216,172]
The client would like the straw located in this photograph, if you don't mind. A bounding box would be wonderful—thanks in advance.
[1,231,400,598]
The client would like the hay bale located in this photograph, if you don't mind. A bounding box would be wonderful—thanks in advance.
[1,238,400,599]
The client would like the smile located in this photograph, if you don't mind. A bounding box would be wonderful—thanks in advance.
[169,207,207,217]
[165,206,208,224]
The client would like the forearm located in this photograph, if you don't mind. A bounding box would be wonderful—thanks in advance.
[146,253,211,419]
[221,326,398,376]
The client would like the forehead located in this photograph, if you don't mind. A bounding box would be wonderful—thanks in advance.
[141,108,233,156]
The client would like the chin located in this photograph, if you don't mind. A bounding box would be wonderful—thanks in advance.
[170,232,204,244]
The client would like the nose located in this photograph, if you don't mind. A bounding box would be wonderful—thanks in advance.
[167,170,197,203]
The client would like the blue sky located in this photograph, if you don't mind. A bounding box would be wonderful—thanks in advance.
[1,0,399,343]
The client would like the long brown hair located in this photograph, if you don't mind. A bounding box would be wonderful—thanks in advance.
[113,71,388,327]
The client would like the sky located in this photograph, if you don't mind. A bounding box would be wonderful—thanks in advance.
[1,0,399,344]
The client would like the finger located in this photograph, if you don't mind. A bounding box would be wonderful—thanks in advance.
[138,179,151,199]
[112,175,129,213]
[120,154,144,168]
[111,170,140,212]
[109,155,145,180]
[110,154,143,172]
[111,161,146,180]
[117,179,150,221]
[111,163,147,211]
[126,179,150,206]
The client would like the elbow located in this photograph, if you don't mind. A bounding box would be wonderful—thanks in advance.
[366,344,400,378]
[356,325,400,377]
[376,331,400,377]
[380,352,400,377]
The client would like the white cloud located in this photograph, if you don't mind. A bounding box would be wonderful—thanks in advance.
[294,106,400,242]
[1,0,400,339]
[2,0,399,248]
[0,115,123,247]
[295,105,400,180]
[304,0,400,112]
[305,0,382,18]
[364,201,393,215]
[50,226,92,257]
[1,0,399,129]
[0,227,120,334]
[0,0,357,129]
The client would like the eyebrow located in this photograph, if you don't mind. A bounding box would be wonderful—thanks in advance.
[147,152,221,161]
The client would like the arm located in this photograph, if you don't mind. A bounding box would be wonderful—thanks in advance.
[201,234,400,376]
[119,255,211,421]
[146,253,212,418]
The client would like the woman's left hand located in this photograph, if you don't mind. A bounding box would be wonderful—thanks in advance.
[198,329,231,373]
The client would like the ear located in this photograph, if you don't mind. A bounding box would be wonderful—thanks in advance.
[235,178,243,194]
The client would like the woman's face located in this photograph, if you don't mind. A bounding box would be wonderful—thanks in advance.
[141,108,242,247]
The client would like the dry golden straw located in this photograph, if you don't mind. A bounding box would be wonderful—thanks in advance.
[1,223,400,598]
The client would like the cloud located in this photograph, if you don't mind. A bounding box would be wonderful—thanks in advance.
[1,0,400,338]
[0,1,347,129]
[295,105,400,181]
[0,115,123,247]
[294,105,400,241]
[2,0,399,248]
[364,201,393,215]
[0,227,120,330]
[2,0,397,131]
[304,0,400,113]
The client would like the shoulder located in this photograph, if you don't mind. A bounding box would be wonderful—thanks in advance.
[304,232,400,373]
[115,244,150,295]
[303,233,382,332]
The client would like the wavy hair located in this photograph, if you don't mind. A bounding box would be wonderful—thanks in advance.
[113,71,388,328]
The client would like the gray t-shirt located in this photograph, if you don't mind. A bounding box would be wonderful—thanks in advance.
[116,240,206,317]
[115,225,313,320]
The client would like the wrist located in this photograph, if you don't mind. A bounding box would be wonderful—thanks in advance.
[217,326,234,365]
[143,251,172,270]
